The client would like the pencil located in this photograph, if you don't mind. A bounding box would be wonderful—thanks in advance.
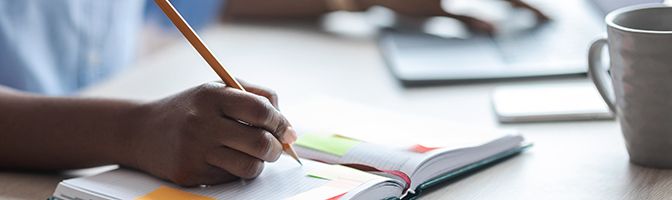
[153,0,302,165]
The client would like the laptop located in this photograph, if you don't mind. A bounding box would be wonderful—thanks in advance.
[379,0,661,86]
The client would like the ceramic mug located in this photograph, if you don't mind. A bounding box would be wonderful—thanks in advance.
[588,4,672,168]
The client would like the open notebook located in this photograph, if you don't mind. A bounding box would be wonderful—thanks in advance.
[51,98,528,200]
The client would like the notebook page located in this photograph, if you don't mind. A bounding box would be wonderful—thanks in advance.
[60,155,387,199]
[287,97,511,175]
[198,156,323,199]
[284,97,506,149]
[296,142,423,176]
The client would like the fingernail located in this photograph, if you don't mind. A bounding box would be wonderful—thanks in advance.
[282,126,298,144]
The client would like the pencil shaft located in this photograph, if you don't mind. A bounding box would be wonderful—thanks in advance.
[153,0,245,91]
[153,0,301,164]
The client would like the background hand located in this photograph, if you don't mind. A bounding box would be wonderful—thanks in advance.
[369,0,550,33]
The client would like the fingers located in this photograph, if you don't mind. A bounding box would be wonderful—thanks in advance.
[192,82,297,144]
[206,147,265,179]
[505,0,550,21]
[441,0,548,34]
[214,118,283,162]
[445,13,496,34]
[237,79,279,108]
[198,166,240,185]
[216,88,297,144]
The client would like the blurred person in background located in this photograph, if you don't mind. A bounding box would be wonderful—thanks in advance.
[0,0,546,186]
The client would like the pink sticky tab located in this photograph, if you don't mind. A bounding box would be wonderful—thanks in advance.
[410,144,440,153]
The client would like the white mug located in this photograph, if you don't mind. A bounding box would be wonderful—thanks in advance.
[588,4,672,168]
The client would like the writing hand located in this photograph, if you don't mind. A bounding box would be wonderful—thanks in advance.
[124,81,296,186]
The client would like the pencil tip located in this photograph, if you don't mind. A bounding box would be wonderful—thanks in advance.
[289,151,302,166]
[283,144,303,166]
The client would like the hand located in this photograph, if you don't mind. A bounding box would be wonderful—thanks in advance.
[365,0,550,33]
[124,81,297,186]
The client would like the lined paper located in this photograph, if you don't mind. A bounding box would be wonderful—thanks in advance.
[285,179,359,200]
[61,155,397,199]
[64,156,328,199]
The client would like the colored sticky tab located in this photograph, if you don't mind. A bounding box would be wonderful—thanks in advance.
[295,133,360,156]
[285,179,359,200]
[136,186,214,200]
[327,193,346,200]
[307,164,382,183]
[410,144,441,153]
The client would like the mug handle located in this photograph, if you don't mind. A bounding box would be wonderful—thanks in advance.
[588,38,617,112]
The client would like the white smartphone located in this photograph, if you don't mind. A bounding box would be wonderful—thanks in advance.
[492,82,614,123]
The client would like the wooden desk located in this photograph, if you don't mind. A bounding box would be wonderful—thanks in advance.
[2,23,672,200]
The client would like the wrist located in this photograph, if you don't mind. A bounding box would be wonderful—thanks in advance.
[111,101,149,169]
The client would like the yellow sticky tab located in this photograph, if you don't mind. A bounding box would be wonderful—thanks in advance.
[307,164,382,183]
[136,186,214,200]
[295,133,360,156]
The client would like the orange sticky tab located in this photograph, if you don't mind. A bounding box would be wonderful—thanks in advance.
[136,186,214,200]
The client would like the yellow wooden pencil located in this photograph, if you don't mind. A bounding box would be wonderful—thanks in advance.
[153,0,302,165]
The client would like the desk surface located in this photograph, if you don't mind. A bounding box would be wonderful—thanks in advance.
[2,23,672,200]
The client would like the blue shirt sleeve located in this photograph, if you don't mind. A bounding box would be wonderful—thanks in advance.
[0,1,226,95]
[145,0,227,31]
[0,0,145,95]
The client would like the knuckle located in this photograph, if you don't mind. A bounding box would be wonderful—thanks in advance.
[254,132,272,155]
[193,82,221,102]
[248,97,273,123]
[184,111,202,126]
[238,159,264,179]
[252,132,277,160]
[264,133,282,162]
[253,93,272,105]
[268,147,281,162]
[273,117,289,137]
[266,89,279,102]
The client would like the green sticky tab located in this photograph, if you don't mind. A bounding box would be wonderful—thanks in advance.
[295,133,360,156]
[307,174,330,180]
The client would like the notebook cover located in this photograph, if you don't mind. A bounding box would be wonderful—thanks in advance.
[402,144,533,200]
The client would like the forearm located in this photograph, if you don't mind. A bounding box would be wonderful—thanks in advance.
[0,87,141,170]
